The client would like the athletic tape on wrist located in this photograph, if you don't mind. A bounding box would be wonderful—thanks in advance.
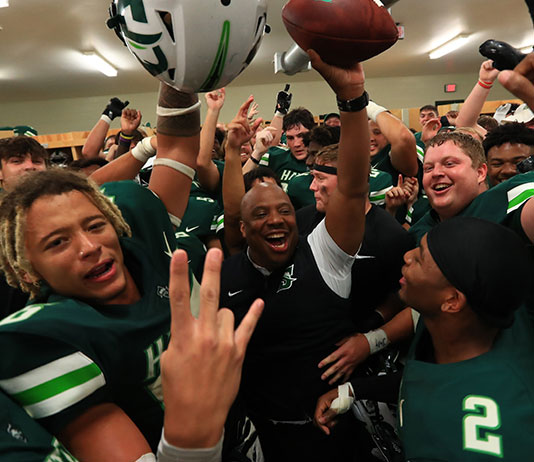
[157,430,223,462]
[152,158,195,180]
[131,136,156,163]
[363,328,390,355]
[156,101,201,117]
[366,101,388,122]
[330,382,355,414]
[100,114,112,125]
[135,453,156,462]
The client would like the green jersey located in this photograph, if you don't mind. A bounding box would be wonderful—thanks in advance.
[259,146,307,191]
[368,167,393,206]
[286,172,314,210]
[0,181,176,451]
[399,304,534,461]
[0,392,77,462]
[410,171,534,243]
[178,190,221,241]
[371,143,424,184]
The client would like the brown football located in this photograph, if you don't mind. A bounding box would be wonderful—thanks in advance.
[282,0,399,68]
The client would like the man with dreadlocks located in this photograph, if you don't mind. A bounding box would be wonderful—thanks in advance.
[0,84,263,462]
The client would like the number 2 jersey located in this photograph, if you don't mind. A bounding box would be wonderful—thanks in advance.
[399,304,534,461]
[0,181,176,451]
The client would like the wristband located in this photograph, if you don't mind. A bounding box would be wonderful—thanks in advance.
[366,100,388,122]
[131,136,156,163]
[330,382,355,414]
[153,158,196,180]
[251,156,261,165]
[363,328,390,355]
[337,91,369,113]
[119,132,134,145]
[100,114,112,125]
[157,430,223,462]
[478,79,493,89]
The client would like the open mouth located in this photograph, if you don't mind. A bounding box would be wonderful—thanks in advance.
[432,183,451,193]
[85,260,114,281]
[265,233,289,252]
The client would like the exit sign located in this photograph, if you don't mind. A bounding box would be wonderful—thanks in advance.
[444,83,457,93]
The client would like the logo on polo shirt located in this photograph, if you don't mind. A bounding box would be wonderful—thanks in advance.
[277,264,297,293]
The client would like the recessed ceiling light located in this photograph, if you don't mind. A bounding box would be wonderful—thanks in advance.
[0,1,9,8]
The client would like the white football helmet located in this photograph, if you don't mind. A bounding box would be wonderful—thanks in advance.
[108,0,268,93]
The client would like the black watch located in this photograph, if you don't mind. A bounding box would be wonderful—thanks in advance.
[336,91,369,112]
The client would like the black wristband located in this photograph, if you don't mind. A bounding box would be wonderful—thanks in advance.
[337,91,369,113]
[251,156,261,165]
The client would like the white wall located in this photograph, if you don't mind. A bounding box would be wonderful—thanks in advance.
[0,72,516,135]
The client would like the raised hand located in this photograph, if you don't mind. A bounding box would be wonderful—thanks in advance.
[161,248,263,448]
[121,108,142,135]
[205,88,226,112]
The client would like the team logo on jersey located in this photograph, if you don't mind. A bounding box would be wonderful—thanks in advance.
[156,286,169,299]
[6,423,27,442]
[277,264,297,293]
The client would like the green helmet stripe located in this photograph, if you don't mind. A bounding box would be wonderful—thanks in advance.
[129,41,147,50]
[199,20,230,91]
[140,45,169,76]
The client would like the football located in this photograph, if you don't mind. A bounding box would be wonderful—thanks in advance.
[281,0,399,68]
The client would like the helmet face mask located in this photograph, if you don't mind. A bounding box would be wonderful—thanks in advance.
[108,0,268,93]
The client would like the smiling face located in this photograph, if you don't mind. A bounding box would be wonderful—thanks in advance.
[285,123,310,161]
[24,191,137,305]
[240,183,298,271]
[369,120,388,157]
[423,141,487,220]
[0,153,47,192]
[487,142,531,185]
[419,109,438,126]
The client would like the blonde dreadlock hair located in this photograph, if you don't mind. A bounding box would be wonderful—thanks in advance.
[0,169,131,299]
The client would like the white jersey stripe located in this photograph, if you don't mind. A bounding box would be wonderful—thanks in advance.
[24,374,105,419]
[0,352,100,394]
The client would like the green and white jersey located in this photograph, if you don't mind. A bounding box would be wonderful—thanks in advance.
[371,143,424,184]
[368,167,393,206]
[0,181,177,451]
[410,171,534,243]
[287,172,314,210]
[0,392,77,462]
[259,146,307,191]
[399,305,534,461]
[178,190,222,241]
[175,230,207,283]
[404,195,431,226]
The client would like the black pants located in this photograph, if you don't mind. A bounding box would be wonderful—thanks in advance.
[251,412,375,462]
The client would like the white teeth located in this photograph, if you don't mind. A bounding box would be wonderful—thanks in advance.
[434,184,450,191]
[268,233,284,239]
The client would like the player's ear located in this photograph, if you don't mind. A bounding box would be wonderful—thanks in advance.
[441,288,466,315]
[240,220,246,239]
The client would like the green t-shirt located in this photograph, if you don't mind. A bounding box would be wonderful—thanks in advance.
[409,172,534,244]
[0,392,77,462]
[259,146,308,191]
[399,305,534,461]
[368,167,393,206]
[0,181,177,451]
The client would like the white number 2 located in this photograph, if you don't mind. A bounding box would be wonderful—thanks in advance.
[463,395,503,458]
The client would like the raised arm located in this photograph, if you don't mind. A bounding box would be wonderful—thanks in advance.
[112,108,142,160]
[499,52,534,111]
[309,50,369,255]
[223,97,263,254]
[149,83,201,227]
[81,97,128,158]
[197,89,226,193]
[455,60,500,135]
[369,100,418,176]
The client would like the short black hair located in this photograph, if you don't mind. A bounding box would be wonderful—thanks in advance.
[477,115,499,133]
[483,122,534,157]
[243,166,281,191]
[283,108,316,132]
[303,125,340,148]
